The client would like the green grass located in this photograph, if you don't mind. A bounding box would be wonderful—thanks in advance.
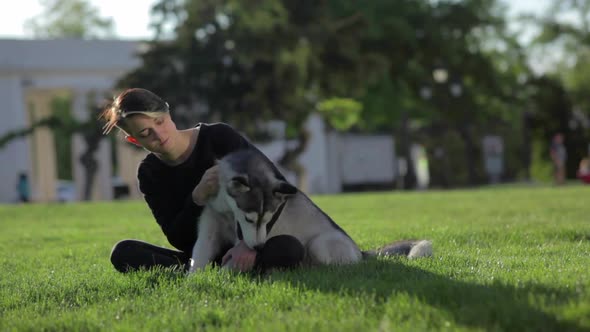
[1,185,589,331]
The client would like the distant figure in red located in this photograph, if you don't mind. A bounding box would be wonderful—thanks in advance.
[577,158,590,184]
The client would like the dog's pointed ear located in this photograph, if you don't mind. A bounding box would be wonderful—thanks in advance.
[228,176,250,196]
[274,181,297,198]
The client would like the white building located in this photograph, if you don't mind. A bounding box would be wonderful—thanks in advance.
[0,38,144,203]
[0,38,399,204]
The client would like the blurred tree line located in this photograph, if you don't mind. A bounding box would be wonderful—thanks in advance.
[3,0,590,190]
[121,0,590,188]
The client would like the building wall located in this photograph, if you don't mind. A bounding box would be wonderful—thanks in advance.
[0,76,30,203]
[0,39,142,203]
[338,134,396,185]
[24,88,72,202]
[0,39,142,73]
[255,114,397,195]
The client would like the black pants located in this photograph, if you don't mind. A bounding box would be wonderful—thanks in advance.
[110,235,305,274]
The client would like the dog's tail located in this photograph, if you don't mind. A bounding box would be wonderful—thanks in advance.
[362,239,433,259]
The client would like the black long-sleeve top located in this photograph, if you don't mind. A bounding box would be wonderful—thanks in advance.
[137,122,254,253]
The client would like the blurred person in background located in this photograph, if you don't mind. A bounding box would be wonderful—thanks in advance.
[99,88,303,274]
[16,172,30,203]
[550,133,567,185]
[577,158,590,184]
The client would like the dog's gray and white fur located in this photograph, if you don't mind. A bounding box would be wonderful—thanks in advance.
[188,149,432,273]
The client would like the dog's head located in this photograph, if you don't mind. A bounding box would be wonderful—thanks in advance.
[218,149,297,249]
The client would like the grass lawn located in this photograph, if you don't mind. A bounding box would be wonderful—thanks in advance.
[1,185,589,331]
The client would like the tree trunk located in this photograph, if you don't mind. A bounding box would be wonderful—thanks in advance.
[80,150,98,201]
[278,128,310,190]
[522,111,533,181]
[79,129,102,201]
[397,110,416,190]
[458,124,478,186]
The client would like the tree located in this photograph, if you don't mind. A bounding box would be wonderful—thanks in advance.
[24,0,115,39]
[49,93,107,201]
[122,0,532,188]
[524,0,590,178]
[0,118,60,150]
[349,0,528,186]
[121,0,367,186]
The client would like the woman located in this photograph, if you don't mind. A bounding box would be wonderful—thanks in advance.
[101,88,303,273]
[550,133,567,185]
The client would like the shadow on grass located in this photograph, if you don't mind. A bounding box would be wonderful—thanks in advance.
[557,230,590,243]
[265,259,587,332]
[104,261,587,331]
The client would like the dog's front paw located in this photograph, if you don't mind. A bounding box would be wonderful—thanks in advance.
[186,258,197,275]
[188,256,212,274]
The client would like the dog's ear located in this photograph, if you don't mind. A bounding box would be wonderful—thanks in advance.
[274,181,297,198]
[228,176,250,196]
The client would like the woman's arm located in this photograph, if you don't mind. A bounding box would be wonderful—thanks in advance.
[137,123,261,253]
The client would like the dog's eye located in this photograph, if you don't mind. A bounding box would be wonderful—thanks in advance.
[229,176,250,194]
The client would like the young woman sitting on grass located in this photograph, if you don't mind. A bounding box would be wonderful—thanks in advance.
[100,88,304,274]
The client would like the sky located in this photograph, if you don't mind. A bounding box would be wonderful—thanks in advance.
[0,0,159,40]
[0,0,552,40]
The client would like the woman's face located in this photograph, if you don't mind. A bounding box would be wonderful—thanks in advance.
[123,113,178,154]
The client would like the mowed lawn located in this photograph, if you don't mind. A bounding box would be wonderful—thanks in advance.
[1,186,589,331]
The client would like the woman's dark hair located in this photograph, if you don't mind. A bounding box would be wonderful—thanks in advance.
[100,88,168,135]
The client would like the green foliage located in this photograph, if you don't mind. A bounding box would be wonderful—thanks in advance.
[563,51,590,109]
[231,1,289,34]
[24,0,115,39]
[0,117,60,150]
[361,76,413,131]
[123,0,323,135]
[530,139,553,183]
[527,0,590,174]
[1,187,589,331]
[317,98,362,131]
[122,0,537,186]
[530,0,590,51]
[129,0,514,128]
[120,0,590,185]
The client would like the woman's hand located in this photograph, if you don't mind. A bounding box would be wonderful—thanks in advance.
[192,165,219,205]
[221,241,257,272]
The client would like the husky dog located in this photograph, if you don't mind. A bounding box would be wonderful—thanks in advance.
[188,149,432,273]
